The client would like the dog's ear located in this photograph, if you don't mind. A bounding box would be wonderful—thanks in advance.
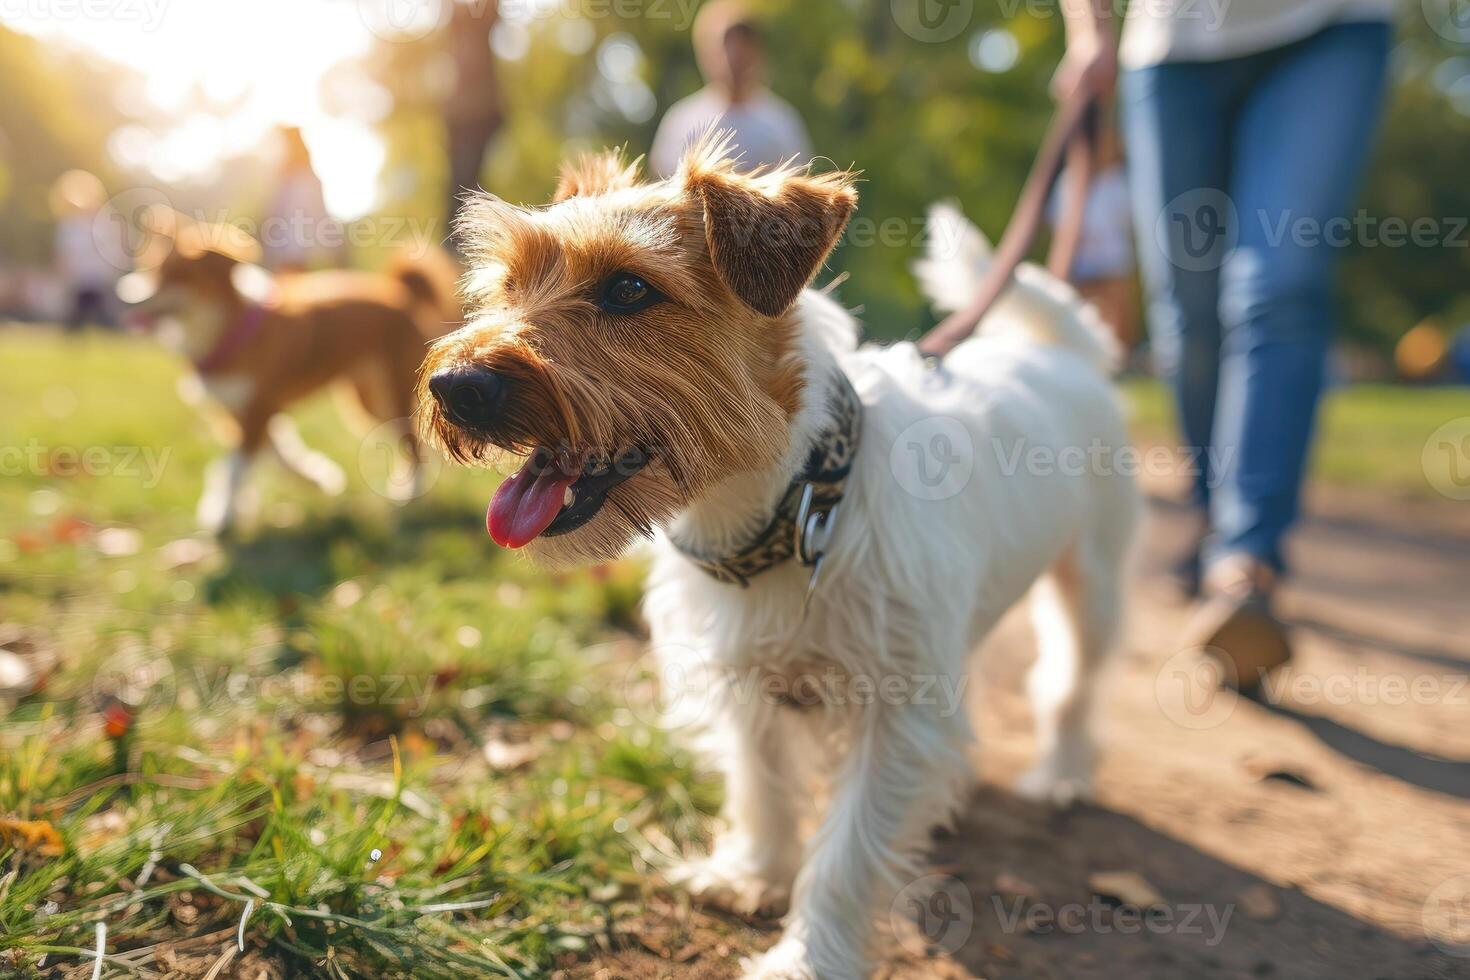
[135,205,188,267]
[553,148,643,202]
[681,140,857,318]
[165,215,261,267]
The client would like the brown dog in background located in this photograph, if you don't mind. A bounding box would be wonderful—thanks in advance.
[118,210,461,533]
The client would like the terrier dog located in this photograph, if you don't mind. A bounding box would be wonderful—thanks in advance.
[419,135,1139,978]
[119,210,461,533]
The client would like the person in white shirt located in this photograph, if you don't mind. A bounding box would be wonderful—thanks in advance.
[262,127,342,274]
[50,170,119,331]
[1059,0,1395,682]
[649,0,812,178]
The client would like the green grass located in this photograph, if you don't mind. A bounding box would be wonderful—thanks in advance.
[0,329,1462,977]
[1122,377,1470,497]
[0,327,715,978]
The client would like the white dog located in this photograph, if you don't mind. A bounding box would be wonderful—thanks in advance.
[421,142,1140,978]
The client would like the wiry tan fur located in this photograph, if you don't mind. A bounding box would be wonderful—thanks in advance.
[418,133,856,566]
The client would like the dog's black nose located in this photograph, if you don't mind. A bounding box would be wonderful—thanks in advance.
[429,366,506,428]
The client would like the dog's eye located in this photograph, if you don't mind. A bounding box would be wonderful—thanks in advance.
[599,272,663,313]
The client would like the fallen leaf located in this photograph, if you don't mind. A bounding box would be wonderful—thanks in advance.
[0,818,64,857]
[1238,884,1281,921]
[1088,870,1166,910]
[50,515,92,543]
[1261,770,1318,792]
[102,700,135,739]
[12,531,47,554]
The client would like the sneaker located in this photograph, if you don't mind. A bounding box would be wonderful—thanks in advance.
[1182,556,1292,692]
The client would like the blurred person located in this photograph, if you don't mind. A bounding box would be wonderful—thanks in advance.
[1060,0,1394,681]
[50,170,117,331]
[649,0,811,178]
[1453,323,1470,384]
[1049,121,1138,351]
[262,127,340,273]
[442,0,503,230]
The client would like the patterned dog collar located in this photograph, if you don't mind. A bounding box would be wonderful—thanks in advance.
[673,369,862,591]
[195,303,268,374]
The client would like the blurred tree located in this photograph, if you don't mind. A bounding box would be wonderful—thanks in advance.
[5,4,1463,352]
[1341,14,1470,349]
[421,1,1469,348]
[0,26,117,264]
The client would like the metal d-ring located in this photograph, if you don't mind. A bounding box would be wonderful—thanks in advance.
[794,483,839,618]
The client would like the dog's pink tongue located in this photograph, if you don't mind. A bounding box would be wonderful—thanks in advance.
[487,460,577,548]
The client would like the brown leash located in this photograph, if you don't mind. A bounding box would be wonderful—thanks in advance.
[918,92,1101,358]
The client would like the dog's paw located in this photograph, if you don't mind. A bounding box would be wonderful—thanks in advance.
[667,855,792,918]
[740,936,817,980]
[1013,760,1093,808]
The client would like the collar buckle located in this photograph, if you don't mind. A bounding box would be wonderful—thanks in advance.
[794,482,836,566]
[672,369,862,594]
[795,482,839,619]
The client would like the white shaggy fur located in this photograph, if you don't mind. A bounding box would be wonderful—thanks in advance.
[644,205,1141,978]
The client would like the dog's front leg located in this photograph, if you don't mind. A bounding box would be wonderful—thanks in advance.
[673,699,805,917]
[265,414,347,496]
[196,450,249,535]
[746,702,968,980]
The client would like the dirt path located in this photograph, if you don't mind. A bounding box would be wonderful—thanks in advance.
[571,482,1470,979]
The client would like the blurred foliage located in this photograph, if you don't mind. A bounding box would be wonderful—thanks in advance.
[373,0,1064,338]
[370,0,1470,347]
[2,2,1469,345]
[1342,16,1470,348]
[0,29,118,263]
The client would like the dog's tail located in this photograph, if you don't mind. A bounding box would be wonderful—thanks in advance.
[912,201,1121,374]
[390,246,463,340]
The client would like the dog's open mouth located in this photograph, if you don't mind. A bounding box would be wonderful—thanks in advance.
[486,446,648,548]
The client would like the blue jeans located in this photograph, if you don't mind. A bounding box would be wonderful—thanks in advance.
[1121,21,1391,573]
